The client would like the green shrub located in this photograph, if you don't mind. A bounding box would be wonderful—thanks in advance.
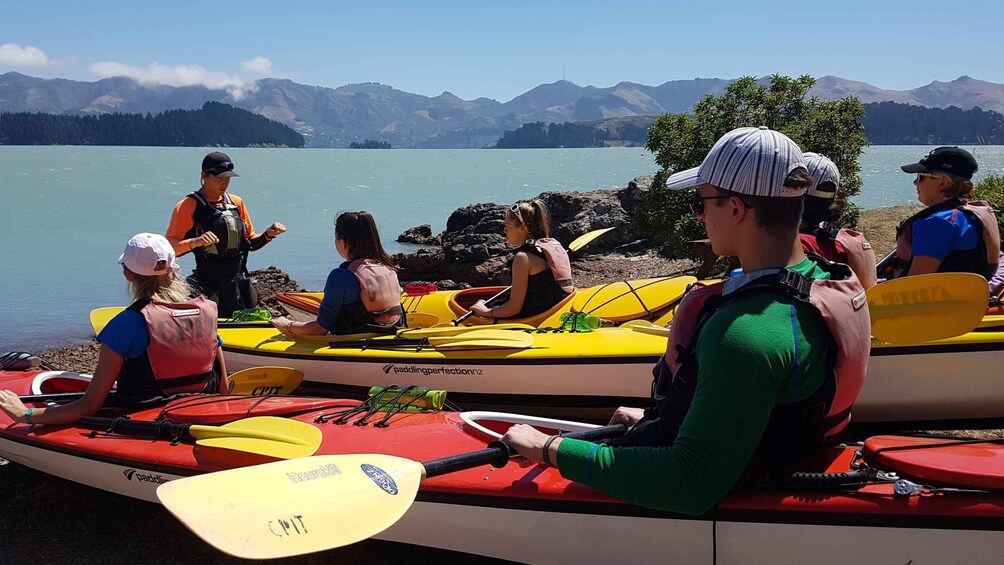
[972,174,1004,239]
[638,75,868,256]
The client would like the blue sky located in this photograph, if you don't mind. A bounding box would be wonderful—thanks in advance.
[1,0,1001,101]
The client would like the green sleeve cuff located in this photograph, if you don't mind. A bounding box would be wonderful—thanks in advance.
[555,437,605,486]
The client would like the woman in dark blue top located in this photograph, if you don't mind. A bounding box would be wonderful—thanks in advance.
[271,212,403,337]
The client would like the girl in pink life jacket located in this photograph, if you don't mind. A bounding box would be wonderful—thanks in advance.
[272,211,404,337]
[469,199,574,320]
[799,153,877,289]
[0,233,227,426]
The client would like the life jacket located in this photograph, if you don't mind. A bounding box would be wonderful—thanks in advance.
[800,223,877,288]
[346,259,404,325]
[647,260,870,458]
[529,238,575,294]
[118,297,219,398]
[893,199,1001,279]
[510,241,575,318]
[186,191,251,278]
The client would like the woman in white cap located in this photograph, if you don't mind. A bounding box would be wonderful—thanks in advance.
[165,152,286,317]
[799,153,877,288]
[0,233,226,425]
[883,147,1000,280]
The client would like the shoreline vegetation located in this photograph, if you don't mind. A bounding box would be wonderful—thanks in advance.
[0,102,304,148]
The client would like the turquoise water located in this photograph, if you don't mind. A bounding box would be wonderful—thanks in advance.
[2,145,1002,351]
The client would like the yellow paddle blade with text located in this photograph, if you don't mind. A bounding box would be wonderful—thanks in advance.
[867,273,989,344]
[226,366,304,396]
[157,453,424,559]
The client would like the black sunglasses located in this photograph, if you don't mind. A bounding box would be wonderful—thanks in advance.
[204,162,235,176]
[689,193,752,215]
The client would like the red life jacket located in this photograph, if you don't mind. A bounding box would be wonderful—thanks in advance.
[893,199,1001,279]
[800,223,877,289]
[120,297,219,397]
[650,261,870,456]
[347,259,404,325]
[530,238,575,293]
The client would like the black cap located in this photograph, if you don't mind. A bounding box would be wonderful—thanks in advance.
[901,147,977,180]
[201,151,239,178]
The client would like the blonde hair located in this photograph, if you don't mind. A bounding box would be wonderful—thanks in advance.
[927,171,974,200]
[127,270,192,303]
[506,199,552,240]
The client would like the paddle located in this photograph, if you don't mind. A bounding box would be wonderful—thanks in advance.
[867,272,989,344]
[157,423,626,559]
[79,415,322,460]
[451,227,615,326]
[398,322,534,338]
[624,274,991,344]
[326,329,533,351]
[224,366,303,396]
[90,307,275,335]
[19,366,304,404]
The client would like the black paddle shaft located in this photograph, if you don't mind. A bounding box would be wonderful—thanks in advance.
[452,287,512,326]
[422,423,627,478]
[79,416,191,441]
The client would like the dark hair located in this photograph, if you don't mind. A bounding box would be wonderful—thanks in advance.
[507,199,552,239]
[719,167,810,236]
[802,181,847,226]
[335,211,396,268]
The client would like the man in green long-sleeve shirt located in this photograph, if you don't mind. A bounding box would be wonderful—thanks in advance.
[502,127,870,516]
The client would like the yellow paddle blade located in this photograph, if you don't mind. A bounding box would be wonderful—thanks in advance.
[405,311,440,328]
[622,319,672,337]
[398,323,534,338]
[226,366,304,396]
[428,329,534,350]
[190,417,322,460]
[867,273,989,344]
[157,453,424,559]
[568,227,615,252]
[89,306,125,335]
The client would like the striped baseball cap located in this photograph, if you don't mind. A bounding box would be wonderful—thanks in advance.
[665,126,807,198]
[803,152,840,199]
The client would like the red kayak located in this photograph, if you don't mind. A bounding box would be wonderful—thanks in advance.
[1,370,1002,564]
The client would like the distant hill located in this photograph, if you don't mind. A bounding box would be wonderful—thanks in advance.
[863,101,1004,145]
[492,116,655,148]
[494,102,1004,148]
[0,102,304,147]
[4,72,1004,148]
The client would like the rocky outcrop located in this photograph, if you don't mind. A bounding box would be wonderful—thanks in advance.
[396,224,442,246]
[395,176,656,286]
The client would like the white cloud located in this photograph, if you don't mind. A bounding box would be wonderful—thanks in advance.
[88,61,259,100]
[0,44,50,67]
[242,56,272,75]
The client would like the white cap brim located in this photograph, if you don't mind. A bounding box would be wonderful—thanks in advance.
[665,167,704,191]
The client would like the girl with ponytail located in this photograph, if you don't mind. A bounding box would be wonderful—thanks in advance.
[470,199,574,320]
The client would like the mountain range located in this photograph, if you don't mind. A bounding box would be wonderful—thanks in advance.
[3,72,1004,148]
